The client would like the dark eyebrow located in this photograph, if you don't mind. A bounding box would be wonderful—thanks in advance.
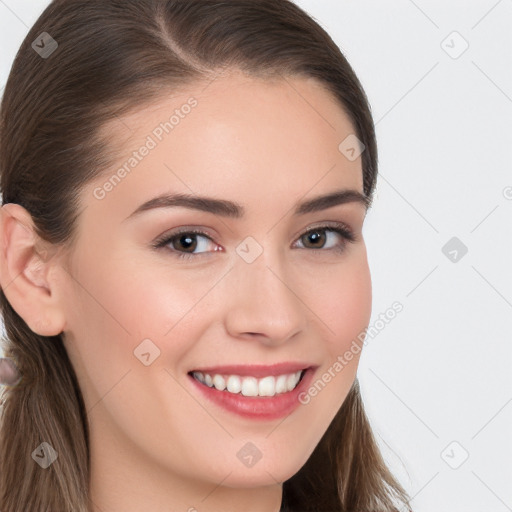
[123,188,369,222]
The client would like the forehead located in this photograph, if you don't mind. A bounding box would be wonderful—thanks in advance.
[86,71,364,221]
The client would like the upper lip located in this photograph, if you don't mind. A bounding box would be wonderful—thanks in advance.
[189,362,316,378]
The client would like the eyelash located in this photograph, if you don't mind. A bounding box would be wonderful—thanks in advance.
[152,222,357,261]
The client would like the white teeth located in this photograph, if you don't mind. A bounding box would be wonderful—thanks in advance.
[275,374,288,394]
[286,373,298,390]
[258,376,276,396]
[241,377,258,397]
[192,370,304,396]
[226,375,242,394]
[204,373,213,387]
[212,374,226,391]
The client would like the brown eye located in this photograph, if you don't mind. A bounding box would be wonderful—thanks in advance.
[301,229,327,249]
[153,229,218,260]
[293,224,356,256]
[171,233,198,253]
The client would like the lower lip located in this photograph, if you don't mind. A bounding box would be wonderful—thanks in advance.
[188,368,316,421]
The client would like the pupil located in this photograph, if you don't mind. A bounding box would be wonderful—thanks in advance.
[178,234,196,251]
[307,231,324,247]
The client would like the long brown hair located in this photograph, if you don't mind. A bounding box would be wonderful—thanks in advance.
[0,1,412,510]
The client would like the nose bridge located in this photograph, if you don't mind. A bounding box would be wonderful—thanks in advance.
[223,242,306,343]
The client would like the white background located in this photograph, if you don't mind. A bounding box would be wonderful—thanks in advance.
[1,1,511,511]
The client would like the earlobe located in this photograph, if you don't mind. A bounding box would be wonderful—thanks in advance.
[0,203,66,337]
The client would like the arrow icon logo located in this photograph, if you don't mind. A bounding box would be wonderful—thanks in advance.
[31,32,58,59]
[236,236,263,263]
[448,249,458,260]
[441,236,468,263]
[31,442,58,468]
[134,338,161,366]
[440,440,469,469]
[237,441,263,468]
[338,134,365,161]
[440,31,469,60]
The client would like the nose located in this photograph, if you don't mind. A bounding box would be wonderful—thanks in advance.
[223,251,307,347]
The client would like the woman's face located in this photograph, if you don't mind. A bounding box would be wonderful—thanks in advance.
[57,70,372,498]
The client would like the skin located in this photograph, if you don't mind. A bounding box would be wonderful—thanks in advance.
[0,70,372,512]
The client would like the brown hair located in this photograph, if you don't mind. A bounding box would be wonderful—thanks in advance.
[0,0,412,510]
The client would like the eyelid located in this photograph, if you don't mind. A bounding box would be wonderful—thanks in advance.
[152,226,217,248]
[293,220,355,241]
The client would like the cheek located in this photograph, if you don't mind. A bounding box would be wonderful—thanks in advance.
[91,257,215,337]
[311,251,372,355]
[63,257,210,399]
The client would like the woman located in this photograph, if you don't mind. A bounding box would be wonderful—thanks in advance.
[0,0,413,510]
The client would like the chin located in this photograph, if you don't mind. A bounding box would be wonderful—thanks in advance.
[218,457,307,488]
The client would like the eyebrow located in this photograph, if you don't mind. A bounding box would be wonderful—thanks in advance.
[123,188,370,222]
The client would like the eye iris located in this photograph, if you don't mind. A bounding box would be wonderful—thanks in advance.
[304,230,326,248]
[175,234,197,252]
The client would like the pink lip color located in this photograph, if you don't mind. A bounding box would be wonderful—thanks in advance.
[190,362,312,378]
[188,365,317,421]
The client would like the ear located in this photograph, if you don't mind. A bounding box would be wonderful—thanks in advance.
[0,203,66,337]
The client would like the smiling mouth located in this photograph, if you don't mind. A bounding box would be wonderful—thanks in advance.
[188,368,307,397]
